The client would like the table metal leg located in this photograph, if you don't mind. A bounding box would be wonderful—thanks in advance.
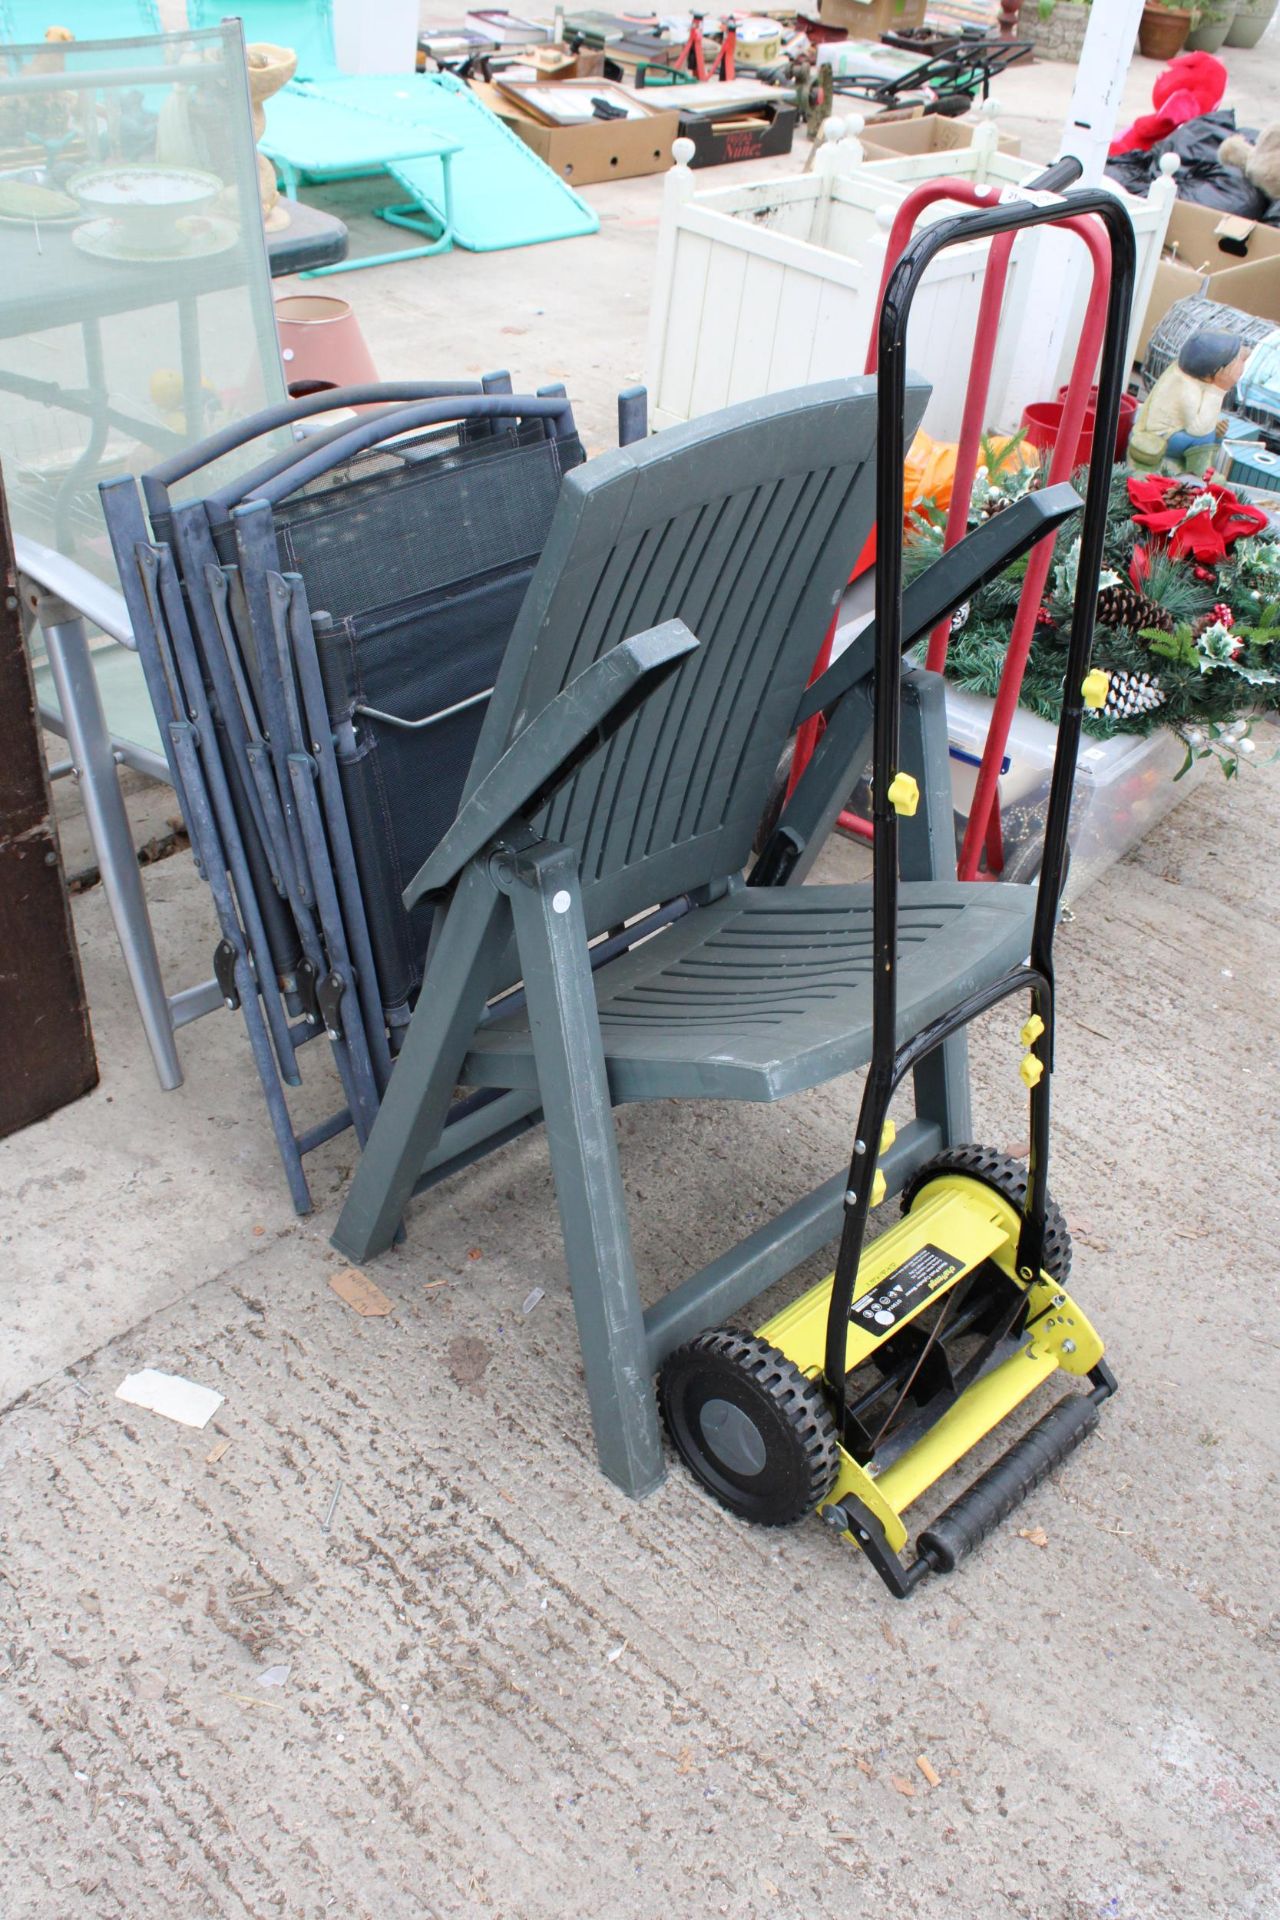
[301,156,457,278]
[178,296,205,444]
[34,591,184,1091]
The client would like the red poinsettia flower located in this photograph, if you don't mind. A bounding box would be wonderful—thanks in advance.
[1127,473,1268,564]
[1204,483,1270,549]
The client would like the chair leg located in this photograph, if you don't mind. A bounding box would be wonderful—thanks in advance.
[505,840,666,1501]
[332,863,509,1262]
[900,667,972,1148]
[36,598,184,1092]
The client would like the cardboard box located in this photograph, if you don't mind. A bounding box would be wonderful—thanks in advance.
[813,0,927,36]
[857,115,1022,161]
[677,100,796,168]
[472,82,679,184]
[1136,200,1280,360]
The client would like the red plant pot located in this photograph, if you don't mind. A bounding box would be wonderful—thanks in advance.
[1056,384,1138,461]
[1022,390,1137,470]
[1022,401,1094,471]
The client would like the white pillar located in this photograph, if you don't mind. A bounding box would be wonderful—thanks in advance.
[985,0,1165,427]
[331,0,419,73]
[1058,0,1147,185]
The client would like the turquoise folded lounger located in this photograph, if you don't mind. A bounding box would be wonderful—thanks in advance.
[195,2,599,267]
[303,71,600,255]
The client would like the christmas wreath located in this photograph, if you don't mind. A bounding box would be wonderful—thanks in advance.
[906,450,1280,778]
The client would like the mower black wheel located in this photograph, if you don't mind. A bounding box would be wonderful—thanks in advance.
[900,1143,1072,1283]
[658,1329,840,1526]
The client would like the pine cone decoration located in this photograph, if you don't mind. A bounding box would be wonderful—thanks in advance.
[1099,667,1166,721]
[1096,582,1174,633]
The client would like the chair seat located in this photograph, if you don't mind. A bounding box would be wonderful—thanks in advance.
[463,881,1035,1102]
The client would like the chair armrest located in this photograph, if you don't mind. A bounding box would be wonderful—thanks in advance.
[794,482,1083,727]
[15,534,134,647]
[404,619,698,905]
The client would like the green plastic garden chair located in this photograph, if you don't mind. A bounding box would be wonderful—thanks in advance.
[332,378,1083,1498]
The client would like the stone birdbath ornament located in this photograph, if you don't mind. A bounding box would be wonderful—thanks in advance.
[246,42,296,232]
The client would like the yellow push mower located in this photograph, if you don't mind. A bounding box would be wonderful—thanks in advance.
[659,183,1129,1597]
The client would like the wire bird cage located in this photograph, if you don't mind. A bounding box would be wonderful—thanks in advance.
[1143,295,1279,426]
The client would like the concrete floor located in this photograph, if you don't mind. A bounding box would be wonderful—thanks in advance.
[4,37,1280,1920]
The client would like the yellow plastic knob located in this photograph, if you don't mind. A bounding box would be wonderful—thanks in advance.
[1081,669,1110,711]
[1019,1053,1044,1088]
[1020,1013,1045,1048]
[879,1119,897,1154]
[886,771,920,817]
[871,1169,887,1207]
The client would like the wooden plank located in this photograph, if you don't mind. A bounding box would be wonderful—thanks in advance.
[678,202,867,286]
[767,269,824,393]
[658,230,713,424]
[691,240,750,415]
[725,254,785,406]
[0,468,97,1137]
[807,279,863,384]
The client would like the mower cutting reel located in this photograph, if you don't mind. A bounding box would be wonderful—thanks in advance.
[660,181,1135,1596]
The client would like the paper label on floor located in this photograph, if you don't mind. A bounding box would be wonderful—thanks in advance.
[849,1244,963,1334]
[116,1369,224,1429]
[329,1268,394,1317]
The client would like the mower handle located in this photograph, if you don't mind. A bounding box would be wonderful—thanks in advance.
[823,183,1137,1410]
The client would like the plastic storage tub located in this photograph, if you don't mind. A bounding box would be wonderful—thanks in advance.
[944,686,1203,901]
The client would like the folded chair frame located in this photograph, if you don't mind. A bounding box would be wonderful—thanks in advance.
[101,377,649,1213]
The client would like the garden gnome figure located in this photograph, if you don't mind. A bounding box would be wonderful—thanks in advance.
[246,42,296,231]
[1128,329,1249,475]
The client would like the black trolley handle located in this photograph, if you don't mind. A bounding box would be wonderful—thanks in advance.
[822,184,1137,1408]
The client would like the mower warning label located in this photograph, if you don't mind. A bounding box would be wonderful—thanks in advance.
[849,1243,964,1335]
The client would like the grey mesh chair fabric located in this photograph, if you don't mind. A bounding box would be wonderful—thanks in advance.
[332,378,1044,1501]
[101,381,591,1212]
[220,411,587,1021]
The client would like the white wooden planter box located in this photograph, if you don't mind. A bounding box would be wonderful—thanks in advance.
[646,117,1178,442]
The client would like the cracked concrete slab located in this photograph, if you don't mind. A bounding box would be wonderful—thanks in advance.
[2,751,1278,1920]
[5,35,1280,1919]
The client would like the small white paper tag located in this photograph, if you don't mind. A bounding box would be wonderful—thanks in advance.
[116,1369,224,1429]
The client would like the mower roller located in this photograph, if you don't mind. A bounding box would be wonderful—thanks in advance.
[659,181,1135,1597]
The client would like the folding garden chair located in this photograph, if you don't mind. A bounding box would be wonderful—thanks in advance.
[332,377,1084,1497]
[102,379,648,1211]
[832,35,1032,116]
[194,1,598,269]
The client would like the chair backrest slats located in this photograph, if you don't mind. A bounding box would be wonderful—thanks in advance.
[467,377,928,944]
